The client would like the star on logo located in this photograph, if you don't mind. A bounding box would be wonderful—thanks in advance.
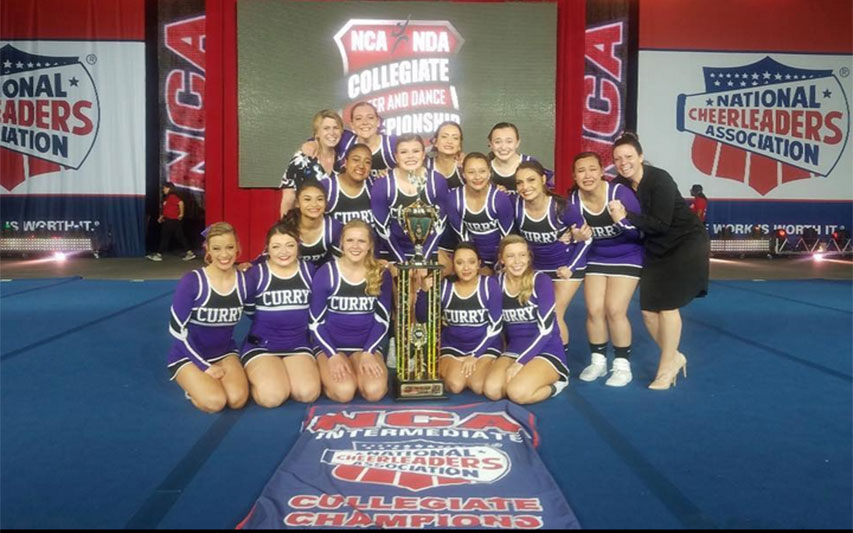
[69,77,79,87]
[763,71,771,79]
[774,73,783,80]
[823,89,832,98]
[2,60,10,68]
[706,98,713,105]
[727,81,734,87]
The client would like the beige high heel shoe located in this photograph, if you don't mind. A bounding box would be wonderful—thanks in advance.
[648,352,688,390]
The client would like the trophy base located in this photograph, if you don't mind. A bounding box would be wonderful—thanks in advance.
[393,378,447,401]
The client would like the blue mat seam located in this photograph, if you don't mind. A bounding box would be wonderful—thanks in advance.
[684,316,852,382]
[0,290,173,362]
[124,411,243,529]
[0,277,83,298]
[568,392,717,529]
[711,280,852,314]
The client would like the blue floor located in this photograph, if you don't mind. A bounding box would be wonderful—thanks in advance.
[1,278,851,529]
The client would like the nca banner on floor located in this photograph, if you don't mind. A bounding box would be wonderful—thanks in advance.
[0,0,146,256]
[238,400,580,529]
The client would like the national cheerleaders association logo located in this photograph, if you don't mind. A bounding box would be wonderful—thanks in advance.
[333,18,464,136]
[676,56,849,195]
[323,439,511,492]
[0,44,100,191]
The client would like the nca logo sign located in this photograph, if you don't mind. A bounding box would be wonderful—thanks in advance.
[322,439,511,492]
[0,44,100,191]
[676,56,849,195]
[334,18,464,136]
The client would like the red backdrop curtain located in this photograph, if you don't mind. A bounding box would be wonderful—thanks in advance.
[205,0,585,260]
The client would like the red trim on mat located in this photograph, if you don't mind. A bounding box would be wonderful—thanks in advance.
[234,504,255,530]
[528,412,540,448]
[0,0,145,40]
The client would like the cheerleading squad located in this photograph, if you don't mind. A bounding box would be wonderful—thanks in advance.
[167,104,709,413]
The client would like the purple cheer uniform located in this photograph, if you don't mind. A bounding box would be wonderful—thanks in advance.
[240,260,315,364]
[371,169,449,263]
[425,156,465,189]
[416,276,503,359]
[167,268,250,379]
[499,271,569,384]
[336,130,397,182]
[490,154,555,191]
[319,173,374,226]
[514,195,590,280]
[309,259,393,357]
[299,215,343,266]
[446,185,514,268]
[571,180,643,278]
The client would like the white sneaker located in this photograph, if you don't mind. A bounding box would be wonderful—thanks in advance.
[146,253,163,262]
[550,379,569,397]
[579,352,607,382]
[385,337,396,369]
[605,357,633,387]
[182,251,197,261]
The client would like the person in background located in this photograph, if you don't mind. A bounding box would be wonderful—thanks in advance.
[608,133,709,390]
[689,184,708,223]
[147,181,196,262]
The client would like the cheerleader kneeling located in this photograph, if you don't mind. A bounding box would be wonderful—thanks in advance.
[483,235,570,404]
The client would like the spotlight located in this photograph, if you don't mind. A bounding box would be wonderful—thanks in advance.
[813,252,825,262]
[770,228,789,255]
[53,252,67,262]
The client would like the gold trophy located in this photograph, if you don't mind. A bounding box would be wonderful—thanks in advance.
[393,174,445,400]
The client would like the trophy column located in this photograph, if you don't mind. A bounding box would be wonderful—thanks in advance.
[393,196,446,400]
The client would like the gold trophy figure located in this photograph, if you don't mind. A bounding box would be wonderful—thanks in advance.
[393,173,445,400]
